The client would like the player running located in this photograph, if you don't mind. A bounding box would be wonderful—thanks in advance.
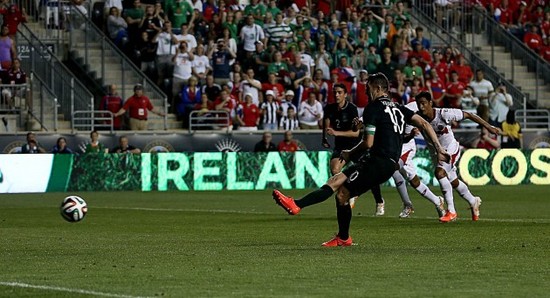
[273,73,449,246]
[322,83,384,215]
[415,91,500,222]
[393,99,445,218]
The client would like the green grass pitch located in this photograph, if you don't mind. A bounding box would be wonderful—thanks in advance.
[0,185,549,297]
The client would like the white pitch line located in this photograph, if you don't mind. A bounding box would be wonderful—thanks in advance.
[95,206,550,223]
[0,281,152,298]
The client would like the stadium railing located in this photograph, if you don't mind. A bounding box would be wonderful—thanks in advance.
[16,23,94,131]
[189,111,231,133]
[516,109,550,130]
[470,8,550,108]
[410,5,527,109]
[28,73,58,131]
[72,110,114,133]
[64,5,169,130]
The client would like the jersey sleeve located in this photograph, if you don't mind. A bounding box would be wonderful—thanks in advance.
[323,104,331,120]
[440,108,464,122]
[362,104,378,135]
[399,105,415,124]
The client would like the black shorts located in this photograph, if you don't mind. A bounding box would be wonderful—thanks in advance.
[342,155,398,198]
[331,149,342,160]
[331,145,351,160]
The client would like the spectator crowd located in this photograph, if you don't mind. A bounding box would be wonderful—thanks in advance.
[93,0,545,132]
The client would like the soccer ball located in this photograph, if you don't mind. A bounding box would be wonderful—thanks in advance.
[60,195,88,222]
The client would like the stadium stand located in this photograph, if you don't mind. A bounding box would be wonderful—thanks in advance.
[3,0,549,134]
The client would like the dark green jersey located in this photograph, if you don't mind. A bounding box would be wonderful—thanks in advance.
[362,96,414,161]
[324,101,360,151]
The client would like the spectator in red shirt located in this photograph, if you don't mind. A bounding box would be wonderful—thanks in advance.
[351,70,369,117]
[472,127,500,150]
[214,89,236,127]
[278,130,299,152]
[100,84,124,130]
[442,46,457,66]
[409,41,432,70]
[261,72,285,102]
[1,4,26,37]
[524,25,543,51]
[449,55,473,85]
[429,49,449,84]
[1,58,27,110]
[324,71,340,106]
[496,0,513,28]
[530,5,545,25]
[114,84,165,130]
[426,69,446,107]
[236,93,260,131]
[514,1,532,28]
[445,71,466,109]
[541,12,550,38]
[540,36,550,61]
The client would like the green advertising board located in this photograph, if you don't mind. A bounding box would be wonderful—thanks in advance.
[0,149,548,193]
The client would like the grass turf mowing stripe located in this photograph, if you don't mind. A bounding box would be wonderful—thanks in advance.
[93,206,550,223]
[0,281,151,298]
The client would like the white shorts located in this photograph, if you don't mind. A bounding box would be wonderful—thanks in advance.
[399,140,417,181]
[437,141,461,181]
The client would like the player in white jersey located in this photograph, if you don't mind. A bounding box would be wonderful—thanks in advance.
[392,100,446,218]
[416,91,501,222]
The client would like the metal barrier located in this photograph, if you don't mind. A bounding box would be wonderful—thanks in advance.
[189,111,231,133]
[470,8,550,108]
[414,0,549,108]
[29,73,58,131]
[13,0,86,60]
[15,22,94,131]
[515,109,550,130]
[410,4,526,110]
[72,110,114,133]
[64,5,168,129]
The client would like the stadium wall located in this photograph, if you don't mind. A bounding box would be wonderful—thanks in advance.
[1,130,549,153]
[0,150,548,193]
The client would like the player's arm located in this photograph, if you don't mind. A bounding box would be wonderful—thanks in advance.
[410,114,449,162]
[327,128,360,138]
[322,117,330,148]
[340,127,373,162]
[403,127,419,143]
[463,111,501,135]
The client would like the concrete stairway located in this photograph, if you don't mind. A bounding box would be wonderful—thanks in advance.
[470,34,550,108]
[20,21,183,131]
[68,31,182,130]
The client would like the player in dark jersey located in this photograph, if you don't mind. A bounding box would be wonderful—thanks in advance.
[272,73,448,246]
[322,83,386,215]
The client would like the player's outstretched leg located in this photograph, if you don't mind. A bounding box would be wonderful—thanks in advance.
[272,190,301,215]
[272,185,335,215]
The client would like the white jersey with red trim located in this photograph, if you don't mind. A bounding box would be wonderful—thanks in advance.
[428,108,463,151]
[401,101,418,153]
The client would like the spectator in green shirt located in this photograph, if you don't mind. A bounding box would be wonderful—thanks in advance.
[167,0,194,29]
[244,0,266,26]
[123,0,144,40]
